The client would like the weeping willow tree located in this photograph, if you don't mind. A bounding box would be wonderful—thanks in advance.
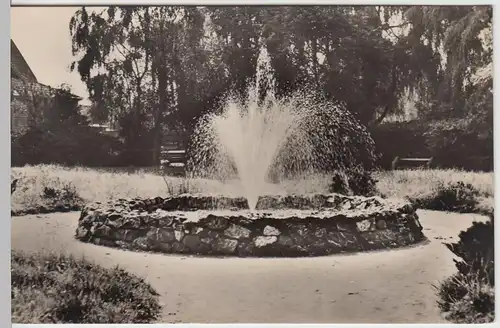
[396,5,492,118]
[390,5,493,168]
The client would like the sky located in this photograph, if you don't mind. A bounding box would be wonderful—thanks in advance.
[11,7,103,105]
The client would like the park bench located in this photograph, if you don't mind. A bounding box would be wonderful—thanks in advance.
[391,156,434,170]
[160,147,187,177]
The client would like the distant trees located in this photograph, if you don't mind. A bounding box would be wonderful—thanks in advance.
[11,83,123,167]
[67,5,492,169]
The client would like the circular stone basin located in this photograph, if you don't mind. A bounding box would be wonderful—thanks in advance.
[75,193,425,257]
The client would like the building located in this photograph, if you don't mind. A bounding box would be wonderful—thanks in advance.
[11,39,82,135]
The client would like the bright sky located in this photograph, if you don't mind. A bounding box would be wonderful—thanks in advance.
[11,7,104,105]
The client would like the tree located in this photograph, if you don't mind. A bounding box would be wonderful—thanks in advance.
[70,6,154,155]
[394,5,492,119]
[70,6,213,165]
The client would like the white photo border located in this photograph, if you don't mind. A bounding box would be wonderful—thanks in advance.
[6,1,498,328]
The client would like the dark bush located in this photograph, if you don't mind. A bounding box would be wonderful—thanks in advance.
[436,212,494,323]
[436,274,469,313]
[417,181,480,213]
[370,119,493,171]
[11,251,161,323]
[444,215,494,284]
[424,118,493,171]
[11,125,124,167]
[42,181,82,207]
[370,121,429,169]
[437,273,495,323]
[329,166,377,196]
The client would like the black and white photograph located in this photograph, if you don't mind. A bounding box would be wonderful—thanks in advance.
[10,4,494,324]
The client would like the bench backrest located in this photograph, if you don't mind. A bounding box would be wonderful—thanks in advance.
[392,156,434,170]
[161,149,186,162]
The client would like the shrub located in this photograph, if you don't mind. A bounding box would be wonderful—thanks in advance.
[329,166,377,196]
[11,251,161,323]
[436,213,495,323]
[424,118,493,171]
[418,181,480,212]
[370,121,429,169]
[10,174,84,215]
[437,273,494,323]
[11,125,124,167]
[370,117,493,171]
[444,215,494,284]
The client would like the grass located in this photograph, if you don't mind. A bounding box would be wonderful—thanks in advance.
[434,214,495,324]
[11,165,494,215]
[374,169,494,214]
[435,272,495,324]
[11,251,161,323]
[11,164,332,214]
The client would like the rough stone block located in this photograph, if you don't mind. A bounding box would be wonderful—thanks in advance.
[277,235,294,247]
[376,219,387,230]
[224,224,252,239]
[203,215,229,230]
[254,236,278,248]
[356,219,376,232]
[92,225,112,238]
[175,230,185,242]
[75,226,89,240]
[212,238,239,254]
[263,225,281,236]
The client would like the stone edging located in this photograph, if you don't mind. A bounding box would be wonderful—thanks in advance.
[75,194,425,257]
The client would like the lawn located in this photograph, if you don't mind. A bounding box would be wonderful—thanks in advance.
[10,164,332,214]
[11,164,494,215]
[375,169,494,214]
[11,251,161,323]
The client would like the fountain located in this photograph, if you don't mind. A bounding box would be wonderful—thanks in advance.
[189,47,315,210]
[75,47,425,257]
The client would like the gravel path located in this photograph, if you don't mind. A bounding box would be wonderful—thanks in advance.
[11,210,488,323]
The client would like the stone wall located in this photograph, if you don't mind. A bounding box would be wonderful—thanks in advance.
[75,194,425,257]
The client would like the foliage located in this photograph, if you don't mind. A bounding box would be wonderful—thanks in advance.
[370,121,429,168]
[424,118,493,170]
[398,6,492,118]
[436,273,494,323]
[329,166,378,196]
[10,173,84,215]
[11,82,125,167]
[417,181,480,213]
[11,125,124,167]
[11,251,161,323]
[260,6,408,125]
[436,213,494,323]
[370,119,492,171]
[67,6,492,170]
[69,7,215,163]
[444,216,494,283]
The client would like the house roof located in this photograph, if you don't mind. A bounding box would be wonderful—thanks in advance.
[11,40,38,82]
[11,39,83,101]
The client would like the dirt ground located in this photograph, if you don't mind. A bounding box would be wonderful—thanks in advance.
[11,210,488,323]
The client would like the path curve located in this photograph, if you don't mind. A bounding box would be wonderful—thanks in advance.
[11,210,488,324]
